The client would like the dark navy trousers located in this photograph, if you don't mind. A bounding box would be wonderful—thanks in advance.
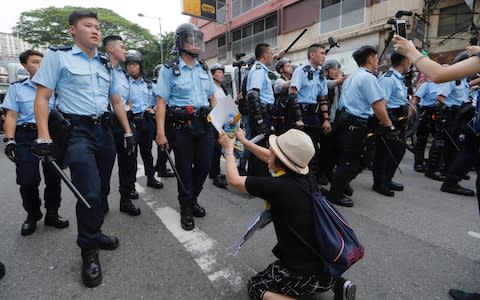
[133,115,156,178]
[169,118,214,205]
[15,127,62,216]
[113,119,137,198]
[64,123,116,250]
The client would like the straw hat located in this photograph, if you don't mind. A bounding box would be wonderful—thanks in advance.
[268,129,315,175]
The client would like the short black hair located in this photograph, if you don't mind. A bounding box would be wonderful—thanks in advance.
[255,43,270,60]
[19,49,43,65]
[390,51,407,67]
[68,9,98,25]
[102,35,122,48]
[352,45,377,66]
[307,43,325,60]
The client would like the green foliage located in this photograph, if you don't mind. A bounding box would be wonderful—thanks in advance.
[13,6,158,48]
[12,6,176,78]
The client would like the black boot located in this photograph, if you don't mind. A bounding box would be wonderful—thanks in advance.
[21,212,43,236]
[212,174,227,189]
[449,289,480,300]
[129,188,139,200]
[414,162,425,173]
[0,261,5,280]
[147,177,164,189]
[120,196,141,216]
[344,183,354,197]
[192,199,206,217]
[158,168,175,178]
[425,170,446,181]
[44,213,70,228]
[441,182,475,196]
[372,184,395,197]
[81,249,102,288]
[180,201,194,231]
[386,181,404,191]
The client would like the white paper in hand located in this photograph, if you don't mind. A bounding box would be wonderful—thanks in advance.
[208,95,239,134]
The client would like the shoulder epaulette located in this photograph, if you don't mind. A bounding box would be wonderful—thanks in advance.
[48,45,72,51]
[146,80,153,89]
[98,51,112,72]
[198,59,209,73]
[303,65,313,80]
[255,63,261,70]
[12,78,28,84]
[164,58,181,76]
[384,70,393,77]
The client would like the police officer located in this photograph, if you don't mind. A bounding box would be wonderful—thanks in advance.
[102,35,140,216]
[237,56,255,175]
[2,49,69,236]
[246,43,276,176]
[317,60,346,185]
[327,45,395,207]
[289,44,329,181]
[209,63,228,189]
[273,57,295,135]
[411,77,438,173]
[425,64,469,182]
[440,51,476,196]
[125,50,164,190]
[152,64,175,178]
[155,23,216,231]
[372,52,412,196]
[31,10,135,287]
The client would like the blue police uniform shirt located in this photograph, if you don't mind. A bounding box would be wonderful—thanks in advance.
[1,78,55,125]
[113,66,131,111]
[338,67,385,119]
[433,78,468,107]
[378,68,408,109]
[415,81,437,107]
[290,64,328,104]
[246,61,275,105]
[155,57,214,108]
[129,77,156,113]
[32,44,118,116]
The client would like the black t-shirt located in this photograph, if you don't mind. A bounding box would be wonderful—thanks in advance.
[245,173,326,275]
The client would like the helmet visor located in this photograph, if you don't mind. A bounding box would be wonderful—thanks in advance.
[178,30,205,53]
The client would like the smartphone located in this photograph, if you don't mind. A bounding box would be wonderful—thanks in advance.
[395,20,407,38]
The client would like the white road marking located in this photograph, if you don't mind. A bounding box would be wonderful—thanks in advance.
[143,202,245,295]
[467,231,480,239]
[136,162,252,295]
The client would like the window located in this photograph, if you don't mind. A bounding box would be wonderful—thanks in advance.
[232,0,266,18]
[320,0,365,34]
[217,35,227,62]
[231,14,278,57]
[438,4,473,36]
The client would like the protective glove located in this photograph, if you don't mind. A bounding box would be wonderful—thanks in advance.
[3,138,17,163]
[124,134,136,156]
[31,139,55,160]
[377,125,400,142]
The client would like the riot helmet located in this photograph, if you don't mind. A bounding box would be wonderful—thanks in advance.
[275,57,291,73]
[210,63,225,74]
[174,23,205,58]
[322,60,341,72]
[125,50,144,74]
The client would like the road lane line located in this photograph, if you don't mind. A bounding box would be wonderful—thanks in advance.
[467,231,480,239]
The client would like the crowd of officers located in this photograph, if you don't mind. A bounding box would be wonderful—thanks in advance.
[1,8,478,294]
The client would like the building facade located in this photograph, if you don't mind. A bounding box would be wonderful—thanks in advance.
[192,0,479,74]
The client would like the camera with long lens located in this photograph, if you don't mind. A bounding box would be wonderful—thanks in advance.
[233,52,246,68]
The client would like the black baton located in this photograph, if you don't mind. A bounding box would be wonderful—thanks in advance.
[164,150,186,192]
[284,28,308,54]
[45,156,91,209]
[380,136,403,175]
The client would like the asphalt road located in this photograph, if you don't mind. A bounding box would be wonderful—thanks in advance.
[0,144,479,300]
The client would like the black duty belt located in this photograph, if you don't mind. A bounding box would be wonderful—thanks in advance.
[445,105,461,112]
[298,103,318,113]
[16,123,37,131]
[167,106,211,120]
[387,104,408,115]
[63,113,111,127]
[260,103,275,113]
